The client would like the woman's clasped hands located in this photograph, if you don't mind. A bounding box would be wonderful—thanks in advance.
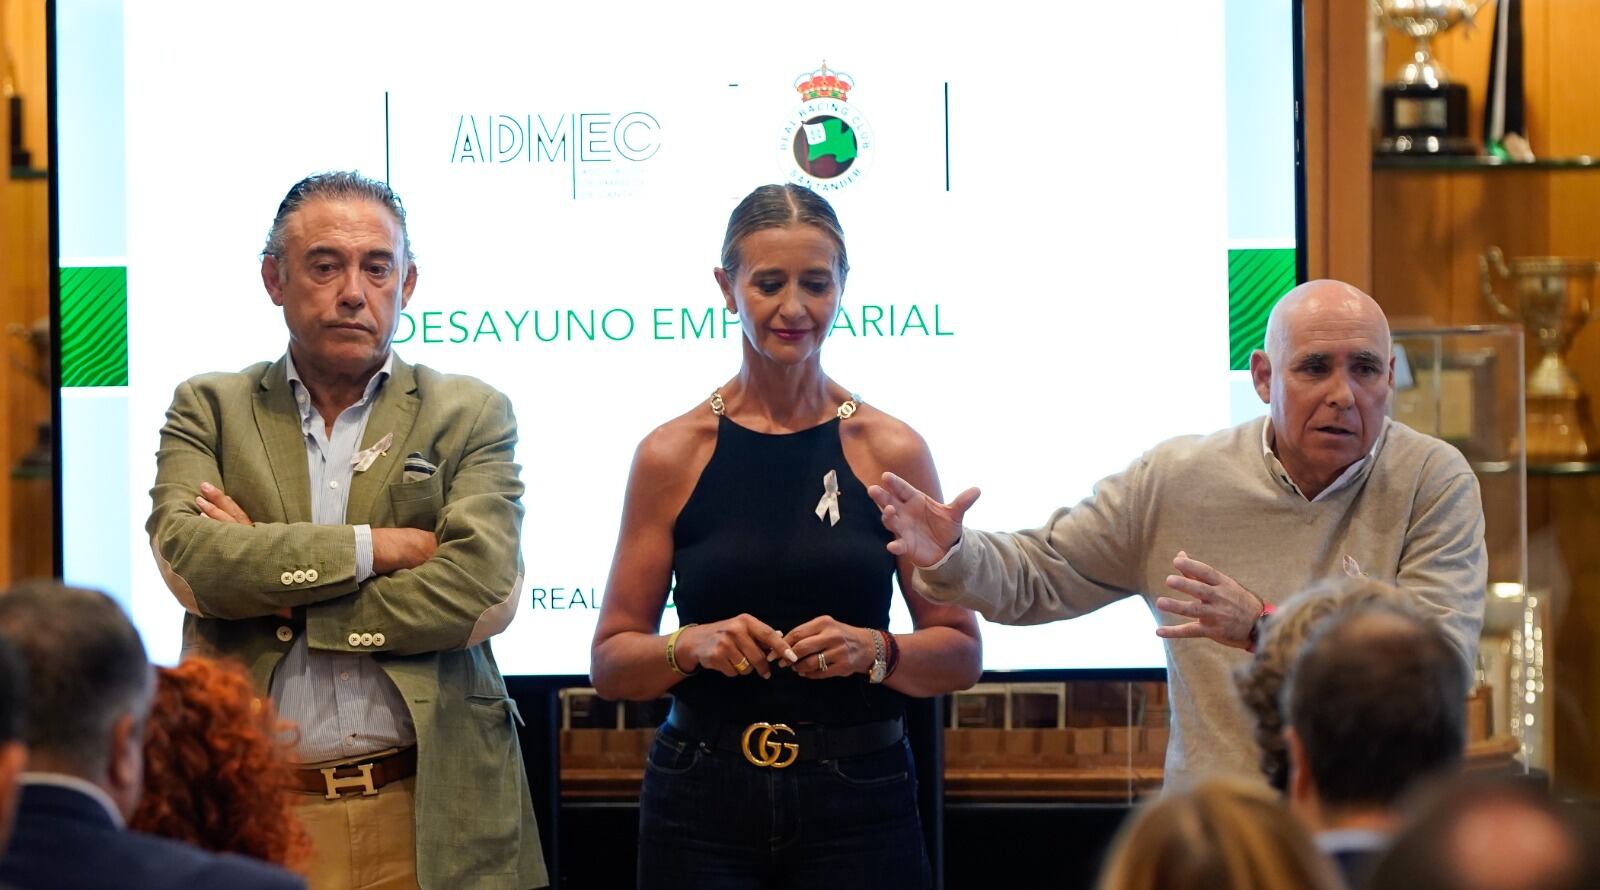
[675,614,878,680]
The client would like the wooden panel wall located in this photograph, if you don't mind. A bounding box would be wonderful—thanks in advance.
[1302,0,1373,289]
[0,0,51,583]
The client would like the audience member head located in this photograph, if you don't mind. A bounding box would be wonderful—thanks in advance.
[129,656,308,868]
[0,635,28,851]
[1235,577,1413,792]
[1284,601,1466,832]
[1096,777,1341,890]
[1368,777,1600,890]
[0,580,154,820]
[1251,279,1394,497]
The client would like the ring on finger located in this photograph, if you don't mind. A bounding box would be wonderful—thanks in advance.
[733,656,751,674]
[817,652,828,671]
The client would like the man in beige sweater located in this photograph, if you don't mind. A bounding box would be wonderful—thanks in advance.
[869,280,1485,788]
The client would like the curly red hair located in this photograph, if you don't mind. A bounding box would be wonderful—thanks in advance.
[129,655,310,870]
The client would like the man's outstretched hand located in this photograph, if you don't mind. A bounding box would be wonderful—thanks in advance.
[867,472,981,568]
[1154,551,1263,649]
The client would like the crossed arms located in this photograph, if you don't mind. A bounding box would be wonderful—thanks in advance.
[146,375,525,655]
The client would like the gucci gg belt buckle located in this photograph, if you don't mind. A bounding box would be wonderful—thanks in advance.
[740,722,799,768]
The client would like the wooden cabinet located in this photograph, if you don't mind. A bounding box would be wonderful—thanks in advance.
[1365,0,1600,797]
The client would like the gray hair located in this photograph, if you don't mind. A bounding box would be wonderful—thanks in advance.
[0,635,24,744]
[720,184,849,285]
[262,171,414,274]
[0,581,153,777]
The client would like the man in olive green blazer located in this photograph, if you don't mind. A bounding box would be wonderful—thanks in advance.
[145,172,546,889]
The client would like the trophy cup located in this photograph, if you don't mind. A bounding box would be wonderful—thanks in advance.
[1373,0,1483,154]
[1481,247,1600,461]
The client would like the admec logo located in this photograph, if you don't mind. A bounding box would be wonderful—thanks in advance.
[779,62,875,192]
[450,112,662,164]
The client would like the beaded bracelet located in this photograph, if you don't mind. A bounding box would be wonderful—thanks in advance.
[883,630,901,680]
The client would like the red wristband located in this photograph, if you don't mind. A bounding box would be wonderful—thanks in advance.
[883,630,900,679]
[1247,601,1276,653]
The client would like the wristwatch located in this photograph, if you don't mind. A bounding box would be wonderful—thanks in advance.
[868,630,888,684]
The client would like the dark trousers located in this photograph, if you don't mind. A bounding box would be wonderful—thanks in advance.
[637,725,932,889]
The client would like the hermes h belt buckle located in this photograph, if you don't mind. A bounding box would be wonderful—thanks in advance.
[320,762,379,800]
[740,722,799,768]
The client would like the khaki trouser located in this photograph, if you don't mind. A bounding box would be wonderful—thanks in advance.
[291,776,420,890]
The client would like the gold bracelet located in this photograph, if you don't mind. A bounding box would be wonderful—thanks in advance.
[666,623,699,676]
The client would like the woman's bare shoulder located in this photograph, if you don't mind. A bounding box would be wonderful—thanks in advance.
[631,399,720,479]
[840,400,933,474]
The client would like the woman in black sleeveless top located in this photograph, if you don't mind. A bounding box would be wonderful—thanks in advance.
[591,184,982,889]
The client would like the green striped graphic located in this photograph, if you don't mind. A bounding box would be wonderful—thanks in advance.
[60,266,128,387]
[1229,248,1297,371]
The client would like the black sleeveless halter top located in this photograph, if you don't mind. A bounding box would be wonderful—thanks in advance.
[670,411,903,726]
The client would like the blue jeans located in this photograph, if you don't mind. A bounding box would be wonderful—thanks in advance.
[637,725,932,889]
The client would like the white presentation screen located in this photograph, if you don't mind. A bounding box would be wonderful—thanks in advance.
[54,1,1299,675]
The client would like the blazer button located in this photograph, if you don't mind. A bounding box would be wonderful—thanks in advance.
[348,632,362,647]
[292,569,307,584]
[281,571,295,586]
[371,632,386,647]
[306,568,319,583]
[360,633,374,647]
[276,626,293,643]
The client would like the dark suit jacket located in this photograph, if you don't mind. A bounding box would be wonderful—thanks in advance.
[0,783,304,890]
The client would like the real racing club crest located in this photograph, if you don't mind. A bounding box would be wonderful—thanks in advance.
[779,61,875,192]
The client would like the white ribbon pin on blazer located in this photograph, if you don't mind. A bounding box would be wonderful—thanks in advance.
[352,432,393,473]
[815,469,840,526]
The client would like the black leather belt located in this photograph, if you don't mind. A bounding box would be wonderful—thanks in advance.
[666,701,904,766]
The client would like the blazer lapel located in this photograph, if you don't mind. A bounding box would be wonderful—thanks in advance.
[254,357,311,523]
[345,356,420,526]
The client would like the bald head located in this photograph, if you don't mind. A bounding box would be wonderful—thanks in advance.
[1252,279,1396,499]
[1263,280,1392,365]
[1368,778,1600,890]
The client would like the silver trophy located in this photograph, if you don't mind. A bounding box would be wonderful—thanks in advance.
[1373,0,1483,154]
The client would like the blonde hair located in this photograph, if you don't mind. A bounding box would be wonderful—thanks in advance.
[1097,778,1340,890]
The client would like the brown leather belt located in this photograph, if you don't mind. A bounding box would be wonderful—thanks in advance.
[289,747,417,799]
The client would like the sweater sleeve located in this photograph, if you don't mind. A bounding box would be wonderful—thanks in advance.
[1399,459,1487,689]
[913,453,1150,625]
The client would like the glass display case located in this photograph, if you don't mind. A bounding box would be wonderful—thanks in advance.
[1391,324,1535,769]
